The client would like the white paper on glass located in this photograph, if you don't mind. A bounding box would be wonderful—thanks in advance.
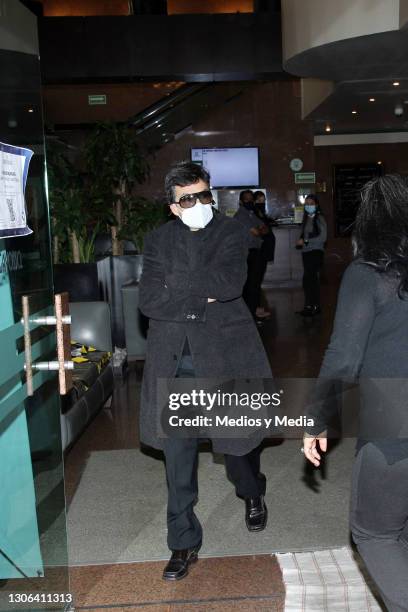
[0,142,33,239]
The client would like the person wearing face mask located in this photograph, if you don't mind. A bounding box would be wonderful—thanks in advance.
[234,190,268,320]
[138,162,273,581]
[253,190,276,319]
[295,194,327,316]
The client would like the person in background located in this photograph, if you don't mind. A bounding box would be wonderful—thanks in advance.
[253,190,276,319]
[139,163,272,582]
[295,194,327,316]
[303,174,408,612]
[234,190,267,321]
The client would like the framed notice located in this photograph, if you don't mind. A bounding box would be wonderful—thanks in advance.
[333,163,383,236]
[0,142,33,239]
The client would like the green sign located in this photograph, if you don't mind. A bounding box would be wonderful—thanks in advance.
[88,94,107,106]
[295,172,316,184]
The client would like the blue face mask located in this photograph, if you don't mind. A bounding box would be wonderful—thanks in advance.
[305,204,316,215]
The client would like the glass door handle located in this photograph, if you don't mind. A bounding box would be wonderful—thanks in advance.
[21,293,74,396]
[54,292,73,395]
[29,315,72,325]
[22,295,34,396]
[31,361,74,371]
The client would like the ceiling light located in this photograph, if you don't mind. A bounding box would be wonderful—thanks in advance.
[393,81,400,86]
[325,125,332,132]
[28,108,34,113]
[369,98,375,102]
[377,161,382,165]
[352,110,357,114]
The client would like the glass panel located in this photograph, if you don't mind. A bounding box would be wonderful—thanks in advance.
[0,3,70,610]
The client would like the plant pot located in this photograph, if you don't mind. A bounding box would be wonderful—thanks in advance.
[53,263,99,301]
[94,233,138,258]
[121,280,148,359]
[97,255,143,348]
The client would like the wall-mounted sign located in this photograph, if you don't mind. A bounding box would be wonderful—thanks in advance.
[290,158,303,172]
[295,172,316,184]
[0,142,33,239]
[88,94,107,105]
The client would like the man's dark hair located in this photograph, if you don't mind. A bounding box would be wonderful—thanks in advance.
[239,189,254,202]
[253,190,265,201]
[165,161,210,203]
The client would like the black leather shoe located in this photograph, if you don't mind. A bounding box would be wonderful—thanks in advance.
[162,544,201,581]
[245,495,268,532]
[257,472,267,496]
[296,305,321,317]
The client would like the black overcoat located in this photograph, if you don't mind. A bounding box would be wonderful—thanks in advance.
[138,212,273,455]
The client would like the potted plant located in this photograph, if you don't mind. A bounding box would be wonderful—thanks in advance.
[85,121,150,256]
[119,195,168,253]
[118,196,167,358]
[85,121,166,347]
[47,141,101,300]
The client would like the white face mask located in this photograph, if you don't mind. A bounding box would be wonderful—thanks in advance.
[180,203,213,229]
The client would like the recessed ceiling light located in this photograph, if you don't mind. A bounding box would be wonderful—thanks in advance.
[352,110,357,114]
[28,108,34,113]
[369,98,375,102]
[325,125,332,132]
[393,81,400,86]
[377,161,382,165]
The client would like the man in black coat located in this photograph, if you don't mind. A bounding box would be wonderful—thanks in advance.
[139,162,273,581]
[234,190,267,319]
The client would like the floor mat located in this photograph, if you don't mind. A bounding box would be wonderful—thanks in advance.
[68,439,354,565]
[277,546,384,611]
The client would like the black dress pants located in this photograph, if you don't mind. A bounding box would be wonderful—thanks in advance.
[302,249,324,308]
[162,354,264,550]
[163,438,264,550]
[243,248,264,316]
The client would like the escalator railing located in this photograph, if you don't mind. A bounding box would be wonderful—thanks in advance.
[128,82,251,150]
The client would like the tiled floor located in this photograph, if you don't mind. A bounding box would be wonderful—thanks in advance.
[64,283,342,611]
[70,555,285,610]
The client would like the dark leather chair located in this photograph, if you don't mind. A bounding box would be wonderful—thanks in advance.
[60,302,114,451]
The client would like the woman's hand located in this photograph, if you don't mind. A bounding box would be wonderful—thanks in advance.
[296,238,304,248]
[302,434,327,467]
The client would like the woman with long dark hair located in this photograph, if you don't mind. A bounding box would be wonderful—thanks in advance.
[296,194,327,316]
[303,174,408,611]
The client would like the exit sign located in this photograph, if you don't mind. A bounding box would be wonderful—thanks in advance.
[295,172,316,184]
[88,94,107,106]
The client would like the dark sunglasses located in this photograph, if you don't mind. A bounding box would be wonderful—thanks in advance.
[175,190,214,209]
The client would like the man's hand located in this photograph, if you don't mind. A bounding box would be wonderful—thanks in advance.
[259,224,269,235]
[302,434,327,467]
[250,227,261,236]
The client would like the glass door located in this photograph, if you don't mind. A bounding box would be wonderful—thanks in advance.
[0,2,71,610]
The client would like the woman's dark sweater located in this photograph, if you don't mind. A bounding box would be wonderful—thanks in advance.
[306,260,408,463]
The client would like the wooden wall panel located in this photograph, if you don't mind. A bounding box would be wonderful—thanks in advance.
[168,0,254,14]
[42,0,130,16]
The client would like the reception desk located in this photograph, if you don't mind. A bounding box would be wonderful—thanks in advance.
[263,224,303,288]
